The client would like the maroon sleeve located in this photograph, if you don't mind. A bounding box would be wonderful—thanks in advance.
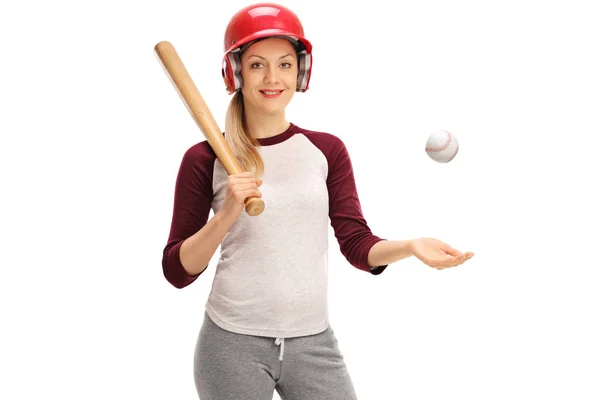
[303,131,388,275]
[162,142,216,288]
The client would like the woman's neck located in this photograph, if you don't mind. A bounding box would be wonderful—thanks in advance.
[244,110,290,139]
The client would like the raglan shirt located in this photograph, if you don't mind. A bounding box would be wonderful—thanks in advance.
[162,123,388,338]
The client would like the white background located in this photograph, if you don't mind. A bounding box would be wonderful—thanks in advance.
[1,0,599,399]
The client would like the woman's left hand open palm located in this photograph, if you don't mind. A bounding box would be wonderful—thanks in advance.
[409,238,474,270]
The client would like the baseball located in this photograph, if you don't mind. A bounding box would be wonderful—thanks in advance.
[425,130,459,163]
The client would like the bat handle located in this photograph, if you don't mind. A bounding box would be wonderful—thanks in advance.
[245,197,265,216]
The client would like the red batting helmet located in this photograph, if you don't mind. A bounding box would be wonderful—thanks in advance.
[221,3,313,95]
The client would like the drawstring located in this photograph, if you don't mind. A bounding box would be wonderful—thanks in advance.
[274,337,285,361]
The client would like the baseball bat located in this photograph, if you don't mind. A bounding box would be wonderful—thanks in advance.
[153,40,264,216]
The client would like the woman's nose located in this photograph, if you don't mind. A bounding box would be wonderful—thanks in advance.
[263,66,279,84]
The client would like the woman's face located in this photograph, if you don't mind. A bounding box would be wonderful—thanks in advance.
[240,37,298,117]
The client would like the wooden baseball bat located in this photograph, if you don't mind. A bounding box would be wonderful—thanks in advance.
[154,40,264,216]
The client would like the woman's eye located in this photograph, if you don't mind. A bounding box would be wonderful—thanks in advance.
[249,62,292,69]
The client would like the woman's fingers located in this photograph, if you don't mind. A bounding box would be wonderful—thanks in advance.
[227,173,263,203]
[442,243,464,257]
[434,252,475,270]
[230,181,261,191]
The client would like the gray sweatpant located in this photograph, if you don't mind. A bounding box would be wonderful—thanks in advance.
[193,311,359,400]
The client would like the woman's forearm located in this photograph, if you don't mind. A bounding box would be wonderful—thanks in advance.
[368,239,414,267]
[179,211,236,276]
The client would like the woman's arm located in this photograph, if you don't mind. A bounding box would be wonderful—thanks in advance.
[178,210,236,276]
[367,240,414,267]
[180,172,262,276]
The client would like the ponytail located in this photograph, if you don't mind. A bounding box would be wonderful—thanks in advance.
[224,91,265,178]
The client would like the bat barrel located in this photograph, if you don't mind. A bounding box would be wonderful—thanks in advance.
[154,40,265,216]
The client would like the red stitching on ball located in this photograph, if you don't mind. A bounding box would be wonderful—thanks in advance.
[448,146,459,162]
[425,131,451,152]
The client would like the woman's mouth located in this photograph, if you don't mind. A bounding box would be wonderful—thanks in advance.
[259,90,283,98]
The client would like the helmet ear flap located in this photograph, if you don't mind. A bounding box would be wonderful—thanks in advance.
[222,61,233,94]
[222,51,243,94]
[296,51,312,92]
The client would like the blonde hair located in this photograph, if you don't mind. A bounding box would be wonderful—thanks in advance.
[224,91,265,178]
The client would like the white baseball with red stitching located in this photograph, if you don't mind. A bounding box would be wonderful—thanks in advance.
[425,130,459,163]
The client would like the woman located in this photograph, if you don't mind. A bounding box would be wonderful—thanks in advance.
[161,3,474,399]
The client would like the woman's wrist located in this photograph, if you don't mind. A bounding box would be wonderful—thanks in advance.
[368,239,415,267]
